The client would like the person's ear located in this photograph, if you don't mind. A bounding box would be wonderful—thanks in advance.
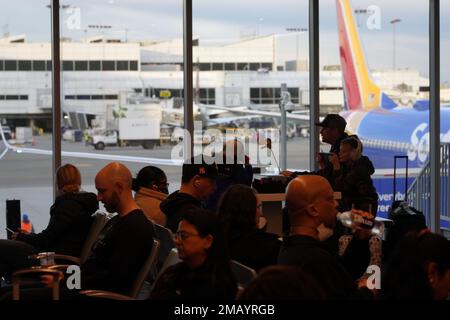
[203,234,213,250]
[425,261,439,288]
[306,204,319,218]
[193,175,201,188]
[115,181,124,194]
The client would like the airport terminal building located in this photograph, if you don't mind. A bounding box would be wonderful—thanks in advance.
[0,34,428,131]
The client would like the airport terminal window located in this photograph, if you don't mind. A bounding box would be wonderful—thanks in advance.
[46,60,52,71]
[224,63,236,71]
[75,61,88,71]
[18,60,32,71]
[33,60,46,71]
[199,63,211,71]
[250,63,260,71]
[0,60,3,71]
[237,63,249,70]
[91,95,103,100]
[76,95,90,100]
[4,60,17,71]
[261,63,273,71]
[287,88,299,104]
[102,60,115,71]
[199,88,215,105]
[117,60,129,71]
[104,95,118,100]
[6,95,20,100]
[89,60,101,71]
[129,60,138,71]
[62,61,74,71]
[250,88,260,104]
[212,63,223,71]
[251,87,299,104]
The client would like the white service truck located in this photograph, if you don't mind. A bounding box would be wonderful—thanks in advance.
[91,118,161,150]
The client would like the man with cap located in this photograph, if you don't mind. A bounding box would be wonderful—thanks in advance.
[160,155,218,232]
[282,113,349,179]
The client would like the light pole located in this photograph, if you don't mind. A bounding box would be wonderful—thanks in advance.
[390,18,401,71]
[285,27,307,69]
[88,24,112,40]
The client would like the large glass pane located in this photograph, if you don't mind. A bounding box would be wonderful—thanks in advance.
[59,1,184,209]
[193,0,310,175]
[440,0,450,229]
[0,0,52,238]
[320,0,429,218]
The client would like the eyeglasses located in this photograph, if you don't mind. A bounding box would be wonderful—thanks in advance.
[173,231,200,240]
[158,181,169,187]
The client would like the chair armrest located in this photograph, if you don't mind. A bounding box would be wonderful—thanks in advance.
[48,264,73,272]
[54,254,80,265]
[79,290,135,300]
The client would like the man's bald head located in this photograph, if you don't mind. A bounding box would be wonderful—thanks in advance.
[286,175,338,229]
[96,162,132,190]
[95,162,134,214]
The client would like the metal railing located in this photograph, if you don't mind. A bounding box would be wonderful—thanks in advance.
[407,143,450,231]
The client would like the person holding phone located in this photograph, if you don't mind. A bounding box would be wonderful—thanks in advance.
[0,164,98,280]
[282,114,349,181]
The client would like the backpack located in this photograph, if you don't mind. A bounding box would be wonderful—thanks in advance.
[384,201,427,261]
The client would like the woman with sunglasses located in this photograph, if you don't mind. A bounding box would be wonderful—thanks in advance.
[150,207,237,300]
[133,166,169,226]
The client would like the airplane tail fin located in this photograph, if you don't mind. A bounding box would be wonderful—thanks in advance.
[336,0,396,111]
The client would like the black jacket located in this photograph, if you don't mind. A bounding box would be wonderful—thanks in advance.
[227,226,281,271]
[160,191,201,232]
[278,235,358,299]
[330,156,378,214]
[17,192,98,256]
[150,260,237,300]
[81,209,155,294]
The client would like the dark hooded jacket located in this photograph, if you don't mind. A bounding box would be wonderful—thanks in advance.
[160,191,201,232]
[16,192,98,255]
[330,155,378,215]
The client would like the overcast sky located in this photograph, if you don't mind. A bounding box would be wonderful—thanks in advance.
[2,0,450,81]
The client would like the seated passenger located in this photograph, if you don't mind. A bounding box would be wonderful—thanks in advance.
[217,184,281,271]
[381,230,450,300]
[0,164,98,278]
[239,265,326,300]
[329,137,378,216]
[150,207,237,300]
[160,155,217,233]
[278,175,366,299]
[204,139,253,212]
[81,162,155,294]
[133,165,169,225]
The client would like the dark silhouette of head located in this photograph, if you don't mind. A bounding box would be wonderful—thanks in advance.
[239,265,326,300]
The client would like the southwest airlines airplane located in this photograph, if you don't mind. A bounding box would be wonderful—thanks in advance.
[337,0,450,170]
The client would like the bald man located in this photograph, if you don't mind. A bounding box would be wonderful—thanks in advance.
[278,175,360,299]
[81,162,155,294]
